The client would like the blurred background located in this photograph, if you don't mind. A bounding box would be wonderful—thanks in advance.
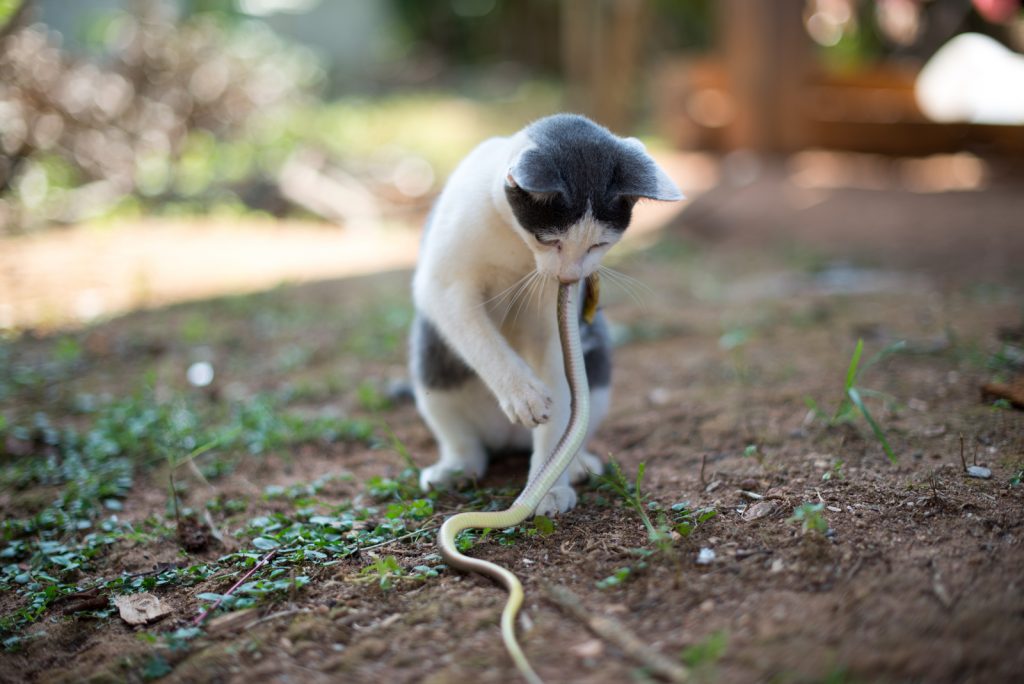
[1,0,1022,329]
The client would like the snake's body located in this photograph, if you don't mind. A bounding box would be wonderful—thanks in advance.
[438,280,592,684]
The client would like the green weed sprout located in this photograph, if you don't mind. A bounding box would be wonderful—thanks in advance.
[805,338,899,463]
[790,502,829,535]
[600,461,673,551]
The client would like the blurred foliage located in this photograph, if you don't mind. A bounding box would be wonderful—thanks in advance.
[0,0,566,233]
[811,0,1022,71]
[390,0,561,75]
[0,0,22,25]
[649,0,714,53]
[0,1,322,233]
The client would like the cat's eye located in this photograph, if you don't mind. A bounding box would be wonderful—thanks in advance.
[588,242,610,252]
[537,236,561,248]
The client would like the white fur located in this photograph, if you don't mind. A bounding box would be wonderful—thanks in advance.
[412,133,617,514]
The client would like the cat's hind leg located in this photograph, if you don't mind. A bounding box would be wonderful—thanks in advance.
[412,313,523,489]
[415,386,490,490]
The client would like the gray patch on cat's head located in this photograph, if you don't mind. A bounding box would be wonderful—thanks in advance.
[505,114,683,238]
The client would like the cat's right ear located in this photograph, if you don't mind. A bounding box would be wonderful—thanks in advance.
[618,137,685,202]
[506,146,565,199]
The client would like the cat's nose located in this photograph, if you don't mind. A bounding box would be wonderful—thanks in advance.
[558,275,580,284]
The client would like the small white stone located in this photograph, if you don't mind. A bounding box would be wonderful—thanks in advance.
[966,465,992,479]
[648,387,672,406]
[569,639,604,659]
[696,548,716,565]
[187,361,214,387]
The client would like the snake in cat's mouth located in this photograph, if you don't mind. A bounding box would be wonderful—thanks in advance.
[437,275,595,684]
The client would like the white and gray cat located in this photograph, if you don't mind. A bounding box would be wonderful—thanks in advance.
[410,114,682,516]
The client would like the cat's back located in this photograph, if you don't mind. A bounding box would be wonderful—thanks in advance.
[425,132,528,238]
[441,132,523,196]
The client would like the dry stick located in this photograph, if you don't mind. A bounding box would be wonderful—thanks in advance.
[359,525,438,554]
[544,584,689,683]
[193,549,277,627]
[699,453,708,488]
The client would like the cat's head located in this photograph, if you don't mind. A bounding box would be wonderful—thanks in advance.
[504,114,682,284]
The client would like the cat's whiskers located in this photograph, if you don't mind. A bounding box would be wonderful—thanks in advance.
[479,271,535,312]
[502,270,540,327]
[511,271,545,326]
[530,274,551,318]
[488,271,537,326]
[598,265,652,311]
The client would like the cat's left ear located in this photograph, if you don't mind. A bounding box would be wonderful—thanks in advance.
[506,146,566,198]
[618,137,685,202]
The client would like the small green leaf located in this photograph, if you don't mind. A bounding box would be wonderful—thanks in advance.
[141,654,172,680]
[195,592,227,602]
[681,630,728,668]
[533,515,555,536]
[251,537,279,550]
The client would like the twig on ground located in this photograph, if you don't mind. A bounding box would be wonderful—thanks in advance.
[358,525,439,554]
[54,588,110,614]
[245,608,305,630]
[193,549,277,627]
[699,454,708,488]
[544,584,689,683]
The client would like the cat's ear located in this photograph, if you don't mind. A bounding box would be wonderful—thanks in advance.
[618,137,685,202]
[506,146,565,198]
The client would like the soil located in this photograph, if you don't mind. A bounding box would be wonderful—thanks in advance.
[1,156,1023,683]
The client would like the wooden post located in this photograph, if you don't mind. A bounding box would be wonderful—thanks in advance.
[561,0,648,133]
[718,0,812,152]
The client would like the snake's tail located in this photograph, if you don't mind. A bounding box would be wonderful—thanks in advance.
[501,586,543,684]
[440,512,543,684]
[436,283,588,684]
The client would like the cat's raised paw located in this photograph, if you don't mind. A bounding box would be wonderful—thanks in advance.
[498,376,553,428]
[535,485,577,516]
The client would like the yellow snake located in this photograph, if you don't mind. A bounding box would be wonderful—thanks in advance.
[439,277,594,684]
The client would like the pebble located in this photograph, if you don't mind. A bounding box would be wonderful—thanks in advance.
[569,639,604,659]
[696,548,716,565]
[966,465,992,479]
[648,387,672,406]
[742,501,775,521]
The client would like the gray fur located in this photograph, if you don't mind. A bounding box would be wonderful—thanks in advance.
[581,309,612,388]
[411,314,475,390]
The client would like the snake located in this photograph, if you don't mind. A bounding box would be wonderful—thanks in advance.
[438,276,596,684]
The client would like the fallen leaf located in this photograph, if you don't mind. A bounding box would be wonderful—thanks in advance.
[981,376,1024,410]
[114,592,171,625]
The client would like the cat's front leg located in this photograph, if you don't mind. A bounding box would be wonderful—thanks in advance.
[491,365,553,428]
[419,282,553,428]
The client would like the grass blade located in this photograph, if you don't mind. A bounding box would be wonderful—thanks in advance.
[844,339,864,392]
[848,387,897,463]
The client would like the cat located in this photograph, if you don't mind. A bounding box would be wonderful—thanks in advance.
[410,113,682,516]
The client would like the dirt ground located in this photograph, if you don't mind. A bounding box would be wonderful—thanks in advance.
[1,156,1022,683]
